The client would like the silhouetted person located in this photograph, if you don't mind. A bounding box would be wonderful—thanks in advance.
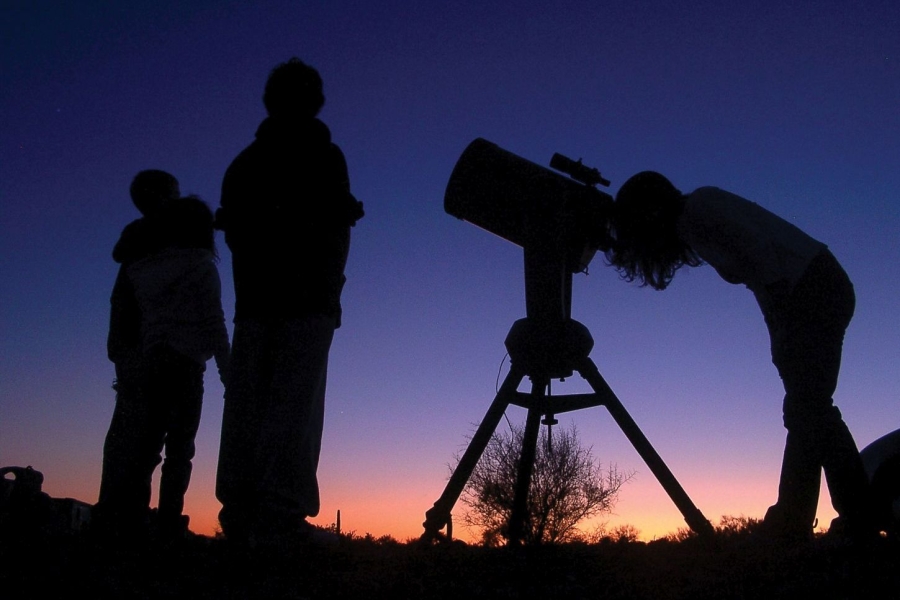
[96,169,180,540]
[215,58,363,547]
[133,197,230,536]
[860,428,900,538]
[97,190,230,543]
[605,172,873,543]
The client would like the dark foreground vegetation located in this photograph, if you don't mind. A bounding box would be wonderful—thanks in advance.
[2,525,899,599]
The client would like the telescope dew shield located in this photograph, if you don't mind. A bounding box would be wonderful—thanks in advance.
[444,138,611,275]
[445,138,585,253]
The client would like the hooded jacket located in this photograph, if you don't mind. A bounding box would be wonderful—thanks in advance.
[127,247,230,368]
[218,117,362,324]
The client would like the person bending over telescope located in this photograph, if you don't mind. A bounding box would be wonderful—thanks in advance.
[605,171,874,543]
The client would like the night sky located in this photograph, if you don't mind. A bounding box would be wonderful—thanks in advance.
[2,1,898,541]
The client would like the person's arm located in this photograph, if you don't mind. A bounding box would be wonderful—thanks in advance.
[322,144,364,228]
[107,266,141,363]
[207,262,231,387]
[214,343,230,389]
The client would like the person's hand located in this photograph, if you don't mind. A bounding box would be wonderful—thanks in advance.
[215,352,231,389]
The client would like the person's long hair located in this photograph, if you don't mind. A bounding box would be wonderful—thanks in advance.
[604,171,702,290]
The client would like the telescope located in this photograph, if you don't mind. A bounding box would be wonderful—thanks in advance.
[444,138,613,329]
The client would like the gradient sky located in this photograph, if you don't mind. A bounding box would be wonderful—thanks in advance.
[2,1,898,542]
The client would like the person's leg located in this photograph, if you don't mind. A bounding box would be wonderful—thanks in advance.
[157,347,205,530]
[766,251,868,536]
[96,354,162,538]
[216,319,267,541]
[252,316,335,540]
[821,412,870,521]
[768,332,845,536]
[767,428,823,534]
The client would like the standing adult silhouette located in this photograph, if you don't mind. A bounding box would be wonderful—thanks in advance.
[215,58,363,547]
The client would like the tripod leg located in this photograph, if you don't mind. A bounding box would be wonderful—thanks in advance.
[577,357,715,537]
[422,364,527,540]
[507,381,546,545]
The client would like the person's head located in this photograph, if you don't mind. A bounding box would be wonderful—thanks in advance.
[263,58,325,120]
[164,195,217,257]
[129,170,180,216]
[604,171,701,290]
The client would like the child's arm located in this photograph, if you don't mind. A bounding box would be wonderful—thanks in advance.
[112,219,152,264]
[107,266,141,363]
[206,259,231,388]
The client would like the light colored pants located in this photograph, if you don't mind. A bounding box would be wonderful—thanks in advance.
[216,316,335,539]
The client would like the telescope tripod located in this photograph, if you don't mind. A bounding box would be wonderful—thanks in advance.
[422,317,714,544]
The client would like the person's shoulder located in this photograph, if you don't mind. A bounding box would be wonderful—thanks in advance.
[132,247,214,274]
[309,117,332,140]
[222,137,264,190]
[686,186,756,210]
[227,136,262,166]
[227,121,270,162]
[113,218,152,263]
[688,186,737,200]
[117,218,146,239]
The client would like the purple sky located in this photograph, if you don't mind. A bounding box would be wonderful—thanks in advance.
[2,1,898,540]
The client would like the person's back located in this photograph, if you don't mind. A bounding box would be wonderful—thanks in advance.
[128,196,230,369]
[215,58,362,547]
[218,103,361,324]
[676,186,826,312]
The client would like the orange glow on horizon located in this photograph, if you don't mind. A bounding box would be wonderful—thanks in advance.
[35,442,840,543]
[178,478,840,543]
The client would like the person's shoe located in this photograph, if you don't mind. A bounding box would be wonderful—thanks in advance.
[218,509,253,549]
[825,515,881,547]
[758,504,813,546]
[250,519,340,552]
[152,513,191,545]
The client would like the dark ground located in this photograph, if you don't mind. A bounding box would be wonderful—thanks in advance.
[2,527,899,600]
